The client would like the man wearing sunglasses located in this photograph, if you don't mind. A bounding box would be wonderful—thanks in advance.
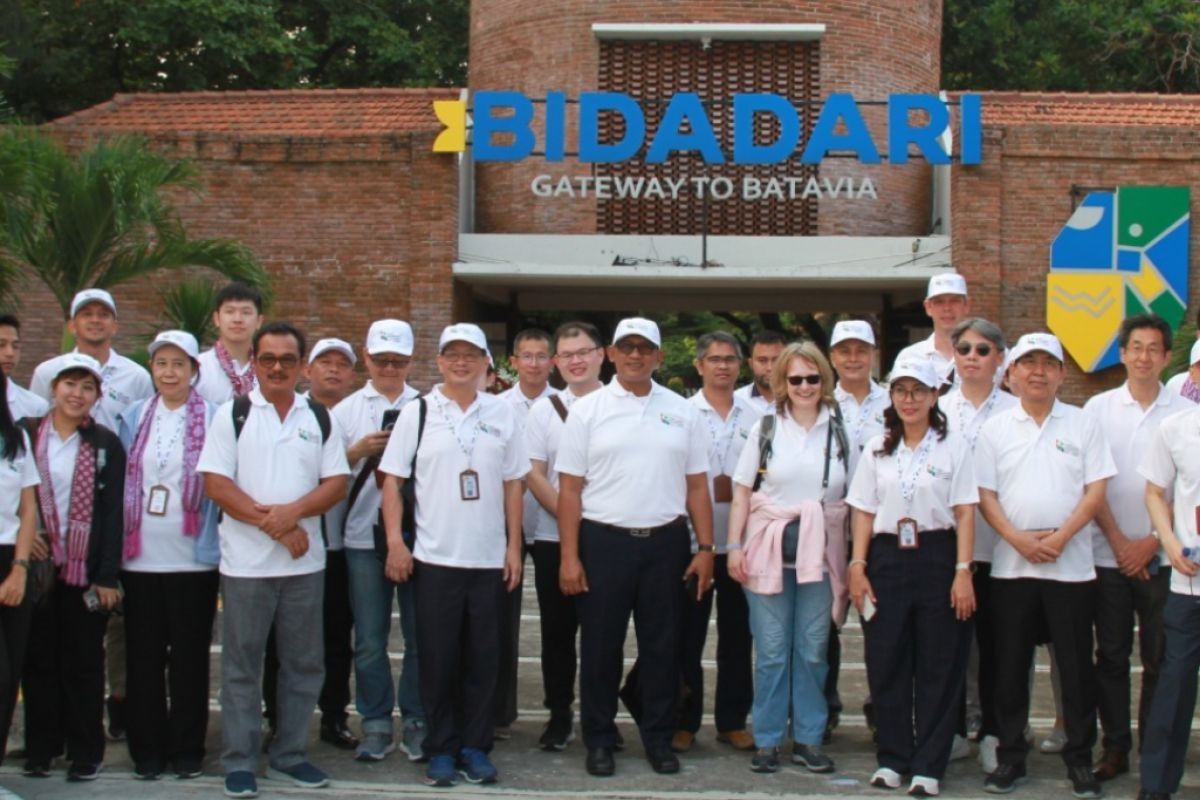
[556,317,714,778]
[896,273,971,392]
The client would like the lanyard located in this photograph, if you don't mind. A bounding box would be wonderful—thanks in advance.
[846,385,881,445]
[895,428,937,515]
[957,388,1000,451]
[433,392,481,465]
[704,405,742,473]
[153,407,186,481]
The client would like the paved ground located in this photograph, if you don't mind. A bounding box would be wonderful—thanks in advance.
[0,559,1191,799]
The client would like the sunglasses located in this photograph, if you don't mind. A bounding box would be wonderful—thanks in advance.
[955,342,993,357]
[787,374,822,386]
[614,341,659,356]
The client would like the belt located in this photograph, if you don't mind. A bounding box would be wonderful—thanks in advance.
[585,517,686,539]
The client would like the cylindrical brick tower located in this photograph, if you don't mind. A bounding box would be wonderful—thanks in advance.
[469,0,944,238]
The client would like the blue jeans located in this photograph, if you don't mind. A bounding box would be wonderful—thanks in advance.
[1140,592,1200,795]
[345,548,422,735]
[745,571,831,747]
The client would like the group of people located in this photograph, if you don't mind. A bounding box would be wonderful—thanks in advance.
[0,275,1198,800]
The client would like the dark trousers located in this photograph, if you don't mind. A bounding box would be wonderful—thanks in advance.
[0,549,32,765]
[23,581,109,765]
[972,562,998,738]
[413,560,504,756]
[825,620,843,715]
[992,577,1097,769]
[863,531,970,780]
[122,569,219,770]
[1140,591,1200,795]
[494,545,524,728]
[576,519,690,751]
[1094,565,1168,755]
[531,541,578,715]
[678,554,753,733]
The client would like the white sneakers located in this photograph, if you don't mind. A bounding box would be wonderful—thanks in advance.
[949,734,971,761]
[979,734,999,774]
[1039,727,1067,754]
[871,767,903,789]
[909,776,940,797]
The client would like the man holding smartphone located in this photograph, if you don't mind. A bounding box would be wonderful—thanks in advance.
[331,320,424,762]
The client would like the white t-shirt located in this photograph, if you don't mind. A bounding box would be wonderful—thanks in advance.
[195,348,254,405]
[499,383,558,542]
[734,383,775,417]
[734,407,848,507]
[0,430,39,545]
[895,334,957,390]
[378,386,528,569]
[690,391,760,552]
[333,382,420,551]
[847,430,978,534]
[524,387,590,543]
[123,404,213,573]
[940,386,1019,562]
[7,381,48,422]
[1083,383,1190,569]
[1139,405,1200,596]
[556,380,709,528]
[975,400,1117,582]
[31,349,153,432]
[835,381,889,464]
[197,390,350,578]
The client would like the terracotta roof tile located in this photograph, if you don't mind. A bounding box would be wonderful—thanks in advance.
[965,91,1200,128]
[46,88,463,138]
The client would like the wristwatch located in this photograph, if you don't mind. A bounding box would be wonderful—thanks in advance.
[726,542,742,551]
[697,544,715,553]
[955,561,976,573]
[11,559,29,570]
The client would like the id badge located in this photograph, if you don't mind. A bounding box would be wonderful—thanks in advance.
[897,517,919,549]
[147,485,170,516]
[460,470,480,501]
[712,474,733,503]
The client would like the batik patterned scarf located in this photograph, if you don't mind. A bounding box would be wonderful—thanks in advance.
[215,340,256,397]
[34,415,96,587]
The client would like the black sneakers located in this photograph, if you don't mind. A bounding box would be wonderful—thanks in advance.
[984,762,1028,794]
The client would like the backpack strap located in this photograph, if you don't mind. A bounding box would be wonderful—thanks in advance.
[752,414,776,492]
[231,395,252,440]
[306,397,331,443]
[822,404,852,500]
[549,394,569,422]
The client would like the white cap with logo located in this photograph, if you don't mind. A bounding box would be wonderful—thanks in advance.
[926,273,969,299]
[830,320,876,348]
[70,288,117,318]
[309,338,358,365]
[439,323,489,353]
[611,317,662,348]
[148,330,200,361]
[1007,332,1065,366]
[50,352,104,384]
[367,319,414,356]
[888,357,941,390]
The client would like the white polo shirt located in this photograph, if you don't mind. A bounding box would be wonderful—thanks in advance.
[1084,382,1190,569]
[691,390,759,552]
[499,383,558,543]
[333,381,420,551]
[895,335,957,389]
[975,400,1117,582]
[940,386,1019,562]
[7,381,48,422]
[556,379,709,528]
[1140,405,1200,596]
[195,348,254,405]
[734,383,775,416]
[44,428,80,534]
[197,389,350,578]
[733,407,849,506]
[835,381,889,460]
[0,430,39,545]
[31,349,153,432]
[524,387,589,543]
[847,431,978,534]
[379,385,529,570]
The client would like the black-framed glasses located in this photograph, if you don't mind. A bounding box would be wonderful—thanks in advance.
[955,342,993,357]
[787,374,822,386]
[614,341,658,356]
[556,345,602,361]
[702,355,741,366]
[891,385,932,401]
[257,354,300,369]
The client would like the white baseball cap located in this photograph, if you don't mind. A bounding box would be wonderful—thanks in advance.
[50,353,104,385]
[1007,332,1065,365]
[148,330,200,362]
[1190,338,1200,366]
[366,319,414,356]
[439,323,488,353]
[926,273,968,299]
[612,317,662,348]
[309,337,357,365]
[830,320,876,348]
[70,288,117,318]
[888,357,941,390]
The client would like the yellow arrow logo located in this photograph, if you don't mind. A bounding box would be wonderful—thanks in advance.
[433,100,467,153]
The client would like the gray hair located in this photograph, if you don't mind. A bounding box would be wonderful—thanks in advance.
[696,331,744,360]
[952,317,1006,351]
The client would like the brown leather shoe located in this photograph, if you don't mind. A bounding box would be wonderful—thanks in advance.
[670,730,694,753]
[1092,749,1129,782]
[716,729,756,751]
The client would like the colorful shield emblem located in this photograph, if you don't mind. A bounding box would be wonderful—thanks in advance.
[1047,186,1190,372]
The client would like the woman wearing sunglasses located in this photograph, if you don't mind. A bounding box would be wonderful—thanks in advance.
[727,341,849,775]
[847,358,978,797]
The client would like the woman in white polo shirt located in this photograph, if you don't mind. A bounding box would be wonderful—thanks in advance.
[0,371,40,765]
[116,331,219,781]
[847,358,978,798]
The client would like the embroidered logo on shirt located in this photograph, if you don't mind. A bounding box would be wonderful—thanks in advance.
[297,427,321,443]
[927,463,952,480]
[737,427,751,440]
[1054,438,1080,457]
[477,421,503,437]
[659,413,685,427]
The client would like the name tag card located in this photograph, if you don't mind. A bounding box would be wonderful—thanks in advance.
[897,517,919,549]
[712,475,733,503]
[460,470,480,502]
[147,485,170,516]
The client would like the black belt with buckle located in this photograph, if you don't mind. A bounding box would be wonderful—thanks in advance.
[586,517,686,538]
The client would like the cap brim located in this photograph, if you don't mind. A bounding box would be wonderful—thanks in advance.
[367,344,413,356]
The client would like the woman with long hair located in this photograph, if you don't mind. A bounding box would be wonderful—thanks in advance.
[847,358,978,797]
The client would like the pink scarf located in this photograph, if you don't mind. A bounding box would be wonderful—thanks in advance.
[215,340,256,397]
[123,389,208,559]
[33,415,96,587]
[1183,376,1200,404]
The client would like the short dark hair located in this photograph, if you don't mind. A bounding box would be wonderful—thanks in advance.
[215,282,264,314]
[513,328,552,351]
[552,321,602,352]
[1118,313,1173,351]
[253,321,306,358]
[749,330,788,352]
[696,331,743,360]
[0,314,19,332]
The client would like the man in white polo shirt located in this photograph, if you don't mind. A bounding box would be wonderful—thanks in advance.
[1082,314,1188,782]
[974,332,1115,798]
[896,273,971,392]
[377,323,527,788]
[557,317,714,778]
[198,321,350,799]
[734,330,786,415]
[195,283,265,404]
[0,314,49,421]
[830,320,888,456]
[332,320,425,763]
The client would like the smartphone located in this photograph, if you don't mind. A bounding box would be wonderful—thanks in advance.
[861,595,877,623]
[683,573,701,602]
[381,409,400,432]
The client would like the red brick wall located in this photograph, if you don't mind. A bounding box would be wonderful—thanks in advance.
[469,0,943,238]
[952,123,1200,403]
[16,130,460,392]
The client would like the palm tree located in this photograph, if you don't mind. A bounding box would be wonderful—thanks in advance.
[0,129,268,328]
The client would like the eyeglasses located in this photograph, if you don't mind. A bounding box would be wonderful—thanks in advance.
[441,350,483,363]
[514,353,551,364]
[556,346,601,361]
[890,385,932,401]
[257,354,300,369]
[702,355,741,366]
[955,342,993,357]
[614,341,659,356]
[371,356,411,370]
[1125,344,1165,358]
[787,374,822,386]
